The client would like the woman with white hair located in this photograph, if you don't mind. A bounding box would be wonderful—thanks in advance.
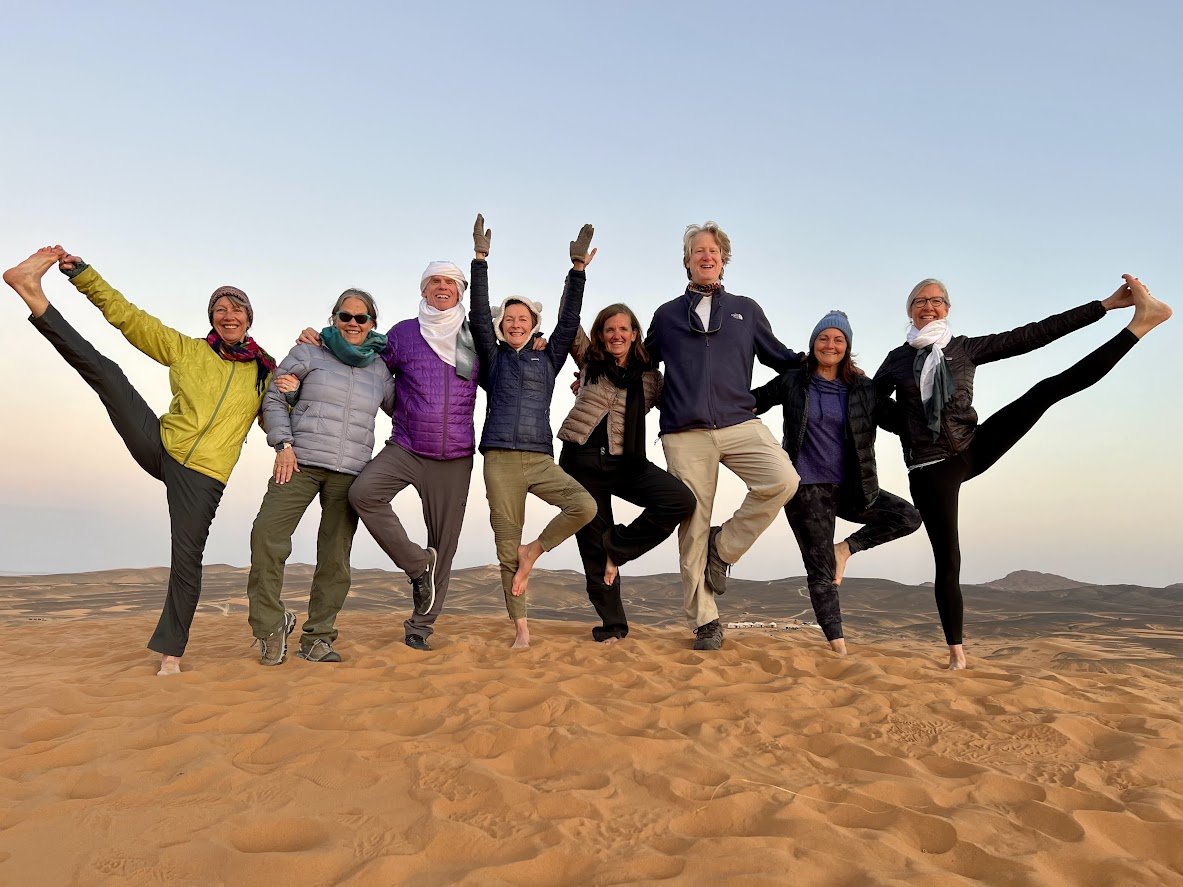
[874,275,1171,670]
[468,214,597,649]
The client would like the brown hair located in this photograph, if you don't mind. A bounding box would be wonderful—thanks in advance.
[805,343,865,384]
[585,303,649,368]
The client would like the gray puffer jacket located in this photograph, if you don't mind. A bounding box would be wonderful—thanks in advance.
[263,343,396,476]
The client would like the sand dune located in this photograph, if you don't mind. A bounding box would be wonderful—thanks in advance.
[1,567,1180,884]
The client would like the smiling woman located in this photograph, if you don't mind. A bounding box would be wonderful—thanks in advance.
[468,214,598,650]
[3,245,275,676]
[245,288,395,666]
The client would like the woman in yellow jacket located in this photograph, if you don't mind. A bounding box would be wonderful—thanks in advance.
[4,247,275,675]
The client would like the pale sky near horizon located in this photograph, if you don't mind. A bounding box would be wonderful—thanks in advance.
[2,2,1180,589]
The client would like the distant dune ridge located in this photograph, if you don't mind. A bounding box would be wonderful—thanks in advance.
[1,566,1180,884]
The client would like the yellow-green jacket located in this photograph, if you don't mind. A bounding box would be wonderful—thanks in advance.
[70,266,269,484]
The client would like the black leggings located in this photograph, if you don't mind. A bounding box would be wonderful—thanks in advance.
[31,306,225,657]
[785,484,921,640]
[909,329,1137,645]
[560,443,696,641]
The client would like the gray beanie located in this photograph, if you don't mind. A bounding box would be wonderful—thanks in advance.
[208,285,253,325]
[809,309,853,351]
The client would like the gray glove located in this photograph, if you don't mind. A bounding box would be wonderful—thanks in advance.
[473,213,492,256]
[570,224,594,264]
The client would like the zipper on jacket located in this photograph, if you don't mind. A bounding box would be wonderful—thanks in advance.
[182,363,237,467]
[441,365,451,459]
[336,365,356,471]
[512,353,524,450]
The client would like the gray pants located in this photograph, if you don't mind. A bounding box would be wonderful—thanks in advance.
[31,305,225,657]
[348,443,473,640]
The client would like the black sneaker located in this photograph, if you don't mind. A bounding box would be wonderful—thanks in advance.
[705,526,730,596]
[405,634,432,651]
[258,610,297,666]
[693,619,724,651]
[297,638,342,663]
[410,547,438,615]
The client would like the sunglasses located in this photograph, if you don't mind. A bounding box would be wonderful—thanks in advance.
[336,311,373,324]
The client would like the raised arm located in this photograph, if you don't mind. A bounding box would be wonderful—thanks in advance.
[544,224,595,371]
[58,251,189,366]
[963,300,1107,365]
[468,214,499,376]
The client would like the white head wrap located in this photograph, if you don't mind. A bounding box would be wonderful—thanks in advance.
[420,261,468,296]
[416,260,471,369]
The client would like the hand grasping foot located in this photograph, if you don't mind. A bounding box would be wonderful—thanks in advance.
[4,246,63,317]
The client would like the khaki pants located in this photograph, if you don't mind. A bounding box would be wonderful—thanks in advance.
[661,420,799,628]
[483,449,596,619]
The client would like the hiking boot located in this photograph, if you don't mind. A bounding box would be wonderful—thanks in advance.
[258,610,296,666]
[704,526,730,596]
[405,634,432,651]
[297,638,342,663]
[410,547,438,615]
[693,619,724,651]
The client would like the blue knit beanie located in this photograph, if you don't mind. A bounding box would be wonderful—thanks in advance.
[809,309,853,351]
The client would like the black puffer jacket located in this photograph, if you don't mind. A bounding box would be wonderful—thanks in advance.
[873,301,1106,466]
[753,369,895,510]
[469,259,584,456]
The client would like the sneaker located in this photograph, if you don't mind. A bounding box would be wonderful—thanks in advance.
[693,619,725,651]
[704,526,730,596]
[405,634,432,651]
[297,638,342,663]
[410,547,438,615]
[258,610,297,666]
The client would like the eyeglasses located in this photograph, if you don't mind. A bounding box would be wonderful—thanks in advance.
[336,311,373,324]
[910,297,948,309]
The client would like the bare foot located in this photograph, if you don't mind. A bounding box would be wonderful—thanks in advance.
[603,557,619,586]
[600,636,621,646]
[947,644,967,671]
[829,638,848,656]
[511,540,544,597]
[157,655,182,676]
[4,246,62,317]
[833,541,852,586]
[1123,274,1172,338]
[511,618,530,650]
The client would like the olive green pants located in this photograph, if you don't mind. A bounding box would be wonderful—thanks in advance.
[483,450,596,619]
[247,466,359,648]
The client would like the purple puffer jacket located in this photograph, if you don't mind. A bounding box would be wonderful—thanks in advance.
[381,319,480,461]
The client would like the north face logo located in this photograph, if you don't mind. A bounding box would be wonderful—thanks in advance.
[731,313,743,320]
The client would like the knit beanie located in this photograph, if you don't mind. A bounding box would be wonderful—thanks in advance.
[809,309,853,351]
[208,286,253,325]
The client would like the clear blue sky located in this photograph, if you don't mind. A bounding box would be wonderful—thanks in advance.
[3,1,1180,586]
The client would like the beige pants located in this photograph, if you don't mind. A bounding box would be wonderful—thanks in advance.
[661,420,799,628]
[483,449,596,619]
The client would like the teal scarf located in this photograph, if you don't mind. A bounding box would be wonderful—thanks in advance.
[320,326,388,367]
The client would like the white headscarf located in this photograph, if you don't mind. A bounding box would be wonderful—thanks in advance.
[418,261,470,367]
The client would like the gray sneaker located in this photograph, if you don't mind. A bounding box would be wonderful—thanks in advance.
[411,547,438,615]
[693,619,725,651]
[705,526,730,596]
[258,610,297,666]
[297,638,342,663]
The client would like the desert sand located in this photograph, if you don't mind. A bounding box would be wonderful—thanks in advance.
[1,566,1180,885]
